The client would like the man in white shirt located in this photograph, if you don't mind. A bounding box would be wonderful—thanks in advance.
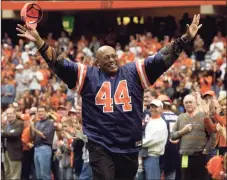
[209,36,224,61]
[28,65,43,92]
[142,99,168,180]
[129,40,142,60]
[15,64,29,101]
[21,44,30,64]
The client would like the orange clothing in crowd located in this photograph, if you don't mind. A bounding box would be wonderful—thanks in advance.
[214,114,226,148]
[200,76,212,94]
[3,49,12,58]
[2,70,14,79]
[21,126,32,151]
[50,93,67,109]
[46,38,56,47]
[204,113,226,148]
[39,69,51,87]
[77,40,88,47]
[182,58,193,68]
[121,52,135,65]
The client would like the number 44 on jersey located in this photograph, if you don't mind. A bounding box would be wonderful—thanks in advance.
[95,80,132,113]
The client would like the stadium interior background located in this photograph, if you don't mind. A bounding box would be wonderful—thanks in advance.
[2,3,226,50]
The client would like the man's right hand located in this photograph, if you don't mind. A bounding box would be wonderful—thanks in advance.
[16,24,44,49]
[181,124,193,135]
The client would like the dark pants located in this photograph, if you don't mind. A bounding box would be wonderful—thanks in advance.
[219,147,227,155]
[51,149,59,180]
[1,162,5,180]
[181,154,208,180]
[21,149,35,180]
[87,140,138,180]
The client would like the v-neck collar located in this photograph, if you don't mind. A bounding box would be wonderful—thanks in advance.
[186,110,199,118]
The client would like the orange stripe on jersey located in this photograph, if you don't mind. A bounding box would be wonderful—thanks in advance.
[135,59,150,89]
[72,63,87,94]
[78,65,87,94]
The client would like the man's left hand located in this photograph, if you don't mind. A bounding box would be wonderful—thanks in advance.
[183,14,202,40]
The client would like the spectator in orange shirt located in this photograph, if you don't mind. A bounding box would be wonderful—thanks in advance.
[2,43,12,59]
[121,45,135,65]
[199,70,213,94]
[153,37,162,51]
[180,51,193,68]
[46,32,56,47]
[39,63,51,88]
[77,35,88,48]
[205,91,227,155]
[2,63,14,80]
[50,89,67,110]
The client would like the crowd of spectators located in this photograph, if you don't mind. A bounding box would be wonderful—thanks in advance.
[1,13,226,180]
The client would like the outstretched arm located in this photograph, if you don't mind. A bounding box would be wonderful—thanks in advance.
[16,24,86,94]
[136,14,202,89]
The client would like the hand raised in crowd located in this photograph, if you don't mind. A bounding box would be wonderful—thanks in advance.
[216,123,226,138]
[211,97,222,114]
[202,100,211,118]
[193,91,209,116]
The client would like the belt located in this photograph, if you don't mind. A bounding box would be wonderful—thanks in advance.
[34,143,51,148]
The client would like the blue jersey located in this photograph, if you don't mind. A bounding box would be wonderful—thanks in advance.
[78,53,167,153]
[38,40,185,153]
[161,111,178,136]
[160,111,180,172]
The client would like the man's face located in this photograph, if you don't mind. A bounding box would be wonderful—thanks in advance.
[37,108,46,120]
[97,46,119,75]
[150,104,162,115]
[183,95,196,113]
[6,108,16,123]
[143,91,155,107]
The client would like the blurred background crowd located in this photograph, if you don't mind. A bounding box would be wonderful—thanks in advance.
[1,5,226,180]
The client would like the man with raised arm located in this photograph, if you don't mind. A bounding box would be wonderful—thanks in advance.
[16,14,202,180]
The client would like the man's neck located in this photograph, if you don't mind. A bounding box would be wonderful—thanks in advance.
[8,120,16,124]
[151,114,161,119]
[186,109,198,117]
[40,117,47,121]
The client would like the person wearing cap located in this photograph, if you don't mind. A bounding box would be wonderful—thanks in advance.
[136,89,157,180]
[142,99,168,180]
[171,94,216,180]
[158,94,180,180]
[202,90,216,102]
